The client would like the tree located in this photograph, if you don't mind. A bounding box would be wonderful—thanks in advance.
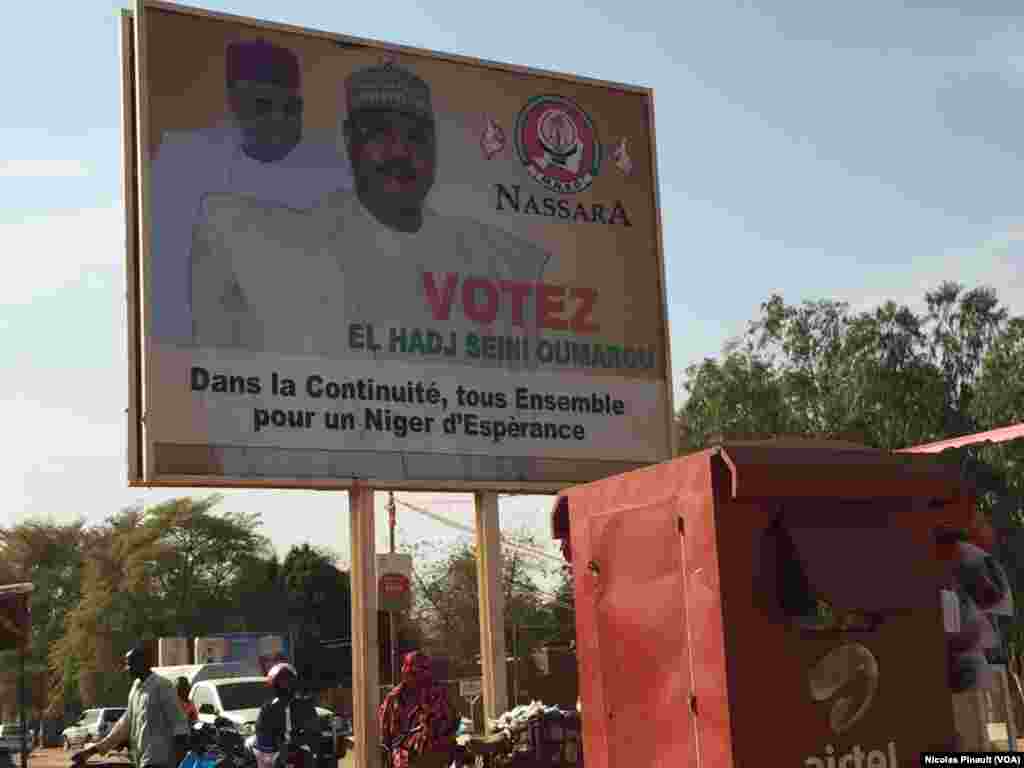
[676,288,1004,451]
[141,496,272,636]
[408,529,565,675]
[279,544,353,688]
[46,497,273,712]
[926,282,1008,436]
[0,518,91,717]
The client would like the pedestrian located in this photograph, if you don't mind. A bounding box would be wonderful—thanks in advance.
[379,651,458,768]
[70,647,188,768]
[176,678,198,725]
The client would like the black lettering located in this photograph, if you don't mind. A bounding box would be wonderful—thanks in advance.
[542,198,557,217]
[390,327,407,353]
[191,366,210,391]
[573,424,586,440]
[524,195,541,215]
[573,203,590,223]
[609,201,632,227]
[558,199,572,219]
[592,204,607,224]
[496,183,520,212]
[254,409,269,432]
[325,411,356,430]
[349,323,365,349]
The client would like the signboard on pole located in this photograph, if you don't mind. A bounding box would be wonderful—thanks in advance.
[123,0,672,492]
[377,553,413,613]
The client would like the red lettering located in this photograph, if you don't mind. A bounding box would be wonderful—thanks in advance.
[462,278,499,325]
[500,281,533,326]
[537,284,568,330]
[570,287,599,333]
[422,272,459,321]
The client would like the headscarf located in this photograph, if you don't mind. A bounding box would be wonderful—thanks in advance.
[378,652,456,768]
[401,651,433,687]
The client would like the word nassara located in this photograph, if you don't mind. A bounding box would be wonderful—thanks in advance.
[494,184,632,227]
[421,272,599,333]
[804,742,898,767]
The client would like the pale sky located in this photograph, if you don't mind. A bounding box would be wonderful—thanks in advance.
[3,0,1023,566]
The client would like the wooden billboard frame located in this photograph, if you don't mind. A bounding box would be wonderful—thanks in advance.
[122,0,675,494]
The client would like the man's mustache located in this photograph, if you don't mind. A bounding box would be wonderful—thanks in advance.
[374,160,417,180]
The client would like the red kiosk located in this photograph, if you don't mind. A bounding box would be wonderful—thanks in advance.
[552,440,971,767]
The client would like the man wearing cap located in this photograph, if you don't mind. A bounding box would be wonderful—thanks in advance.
[150,38,353,344]
[189,60,552,360]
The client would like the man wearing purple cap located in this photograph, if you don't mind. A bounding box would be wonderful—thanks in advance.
[189,61,551,358]
[149,38,353,344]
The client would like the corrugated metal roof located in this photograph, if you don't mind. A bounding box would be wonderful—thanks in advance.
[899,423,1024,454]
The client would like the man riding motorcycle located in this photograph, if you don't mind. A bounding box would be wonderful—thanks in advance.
[251,663,320,768]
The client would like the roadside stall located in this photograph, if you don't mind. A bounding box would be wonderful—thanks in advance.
[552,439,973,767]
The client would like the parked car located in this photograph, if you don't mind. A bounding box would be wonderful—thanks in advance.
[0,723,28,753]
[61,708,126,750]
[190,678,344,755]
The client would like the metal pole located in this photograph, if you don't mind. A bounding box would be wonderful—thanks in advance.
[18,647,26,768]
[512,624,519,707]
[387,492,397,685]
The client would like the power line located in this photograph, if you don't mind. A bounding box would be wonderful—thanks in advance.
[394,498,564,564]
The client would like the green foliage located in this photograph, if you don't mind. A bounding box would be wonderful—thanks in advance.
[406,528,574,675]
[678,282,1024,667]
[678,283,1012,453]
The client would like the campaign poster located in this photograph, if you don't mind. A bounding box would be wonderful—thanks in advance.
[125,0,673,491]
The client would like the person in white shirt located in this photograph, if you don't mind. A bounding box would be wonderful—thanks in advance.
[150,38,354,344]
[71,648,187,768]
[189,60,551,362]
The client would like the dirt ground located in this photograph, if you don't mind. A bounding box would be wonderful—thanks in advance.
[18,747,356,768]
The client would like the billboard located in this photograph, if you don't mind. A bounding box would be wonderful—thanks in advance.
[124,0,673,492]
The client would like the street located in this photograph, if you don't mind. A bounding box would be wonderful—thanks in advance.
[13,749,355,768]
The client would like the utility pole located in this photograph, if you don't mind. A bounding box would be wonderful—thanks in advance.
[387,491,398,685]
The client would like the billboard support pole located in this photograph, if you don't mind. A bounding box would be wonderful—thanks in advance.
[349,485,380,768]
[388,492,397,684]
[474,492,507,731]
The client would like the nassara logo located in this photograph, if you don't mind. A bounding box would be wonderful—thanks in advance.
[808,643,879,734]
[513,95,601,195]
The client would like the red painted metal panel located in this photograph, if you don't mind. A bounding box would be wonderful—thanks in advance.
[682,467,734,768]
[561,444,969,767]
[567,457,705,768]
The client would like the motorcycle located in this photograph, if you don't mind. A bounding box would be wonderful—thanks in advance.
[179,719,254,768]
[251,728,324,768]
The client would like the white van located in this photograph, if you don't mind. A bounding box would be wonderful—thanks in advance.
[151,661,261,688]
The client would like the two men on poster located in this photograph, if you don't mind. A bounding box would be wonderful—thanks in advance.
[151,40,552,359]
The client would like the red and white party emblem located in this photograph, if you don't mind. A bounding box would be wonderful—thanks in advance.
[514,95,601,194]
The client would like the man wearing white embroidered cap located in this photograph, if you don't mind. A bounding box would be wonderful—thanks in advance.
[189,60,552,362]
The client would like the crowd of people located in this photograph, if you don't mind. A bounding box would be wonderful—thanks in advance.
[63,647,458,768]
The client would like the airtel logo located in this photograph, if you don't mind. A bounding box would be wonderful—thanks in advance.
[808,643,879,734]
